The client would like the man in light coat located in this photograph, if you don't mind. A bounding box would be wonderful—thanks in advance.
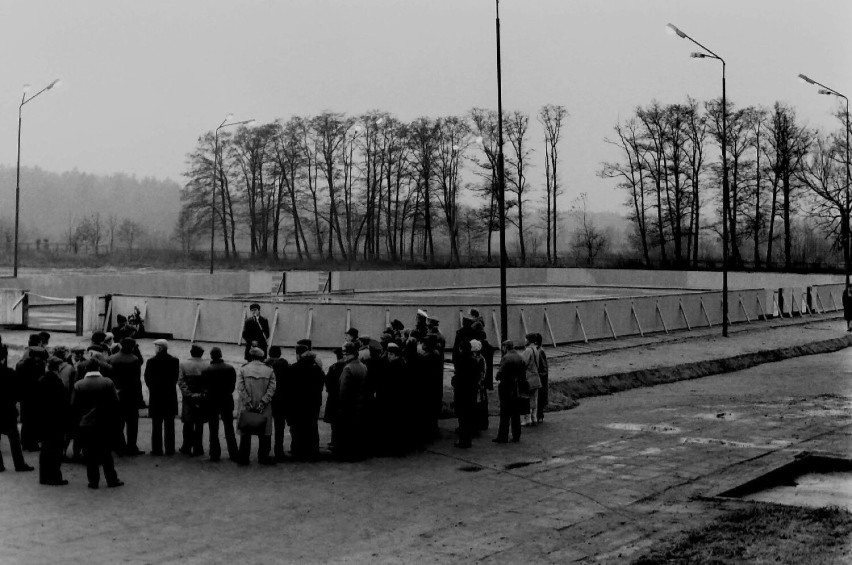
[236,347,276,465]
[178,344,209,456]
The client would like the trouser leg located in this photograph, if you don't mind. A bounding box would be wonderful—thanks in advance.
[180,422,192,453]
[510,410,521,441]
[125,407,139,451]
[19,401,38,450]
[100,441,118,485]
[7,426,28,469]
[151,416,163,454]
[164,416,175,455]
[529,389,538,422]
[191,422,204,455]
[537,377,548,421]
[496,408,510,441]
[273,413,286,459]
[208,416,220,461]
[221,411,237,460]
[81,430,100,486]
[258,435,272,462]
[39,435,62,483]
[238,434,251,464]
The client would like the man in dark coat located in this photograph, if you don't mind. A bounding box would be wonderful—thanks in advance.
[452,340,480,449]
[843,288,852,331]
[493,340,525,443]
[72,359,123,489]
[427,319,446,352]
[242,303,270,361]
[112,314,137,341]
[420,335,445,444]
[144,339,179,456]
[109,338,145,456]
[16,336,47,451]
[287,344,325,460]
[336,342,369,461]
[0,347,33,473]
[265,346,290,461]
[323,347,345,452]
[204,346,238,462]
[452,317,476,368]
[178,344,209,456]
[36,359,70,485]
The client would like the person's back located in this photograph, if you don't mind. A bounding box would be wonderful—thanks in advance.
[145,347,180,415]
[203,348,239,462]
[109,349,143,408]
[73,365,119,432]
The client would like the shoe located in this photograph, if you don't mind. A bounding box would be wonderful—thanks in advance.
[259,458,276,466]
[106,481,124,488]
[126,449,145,457]
[492,438,508,444]
[236,460,249,467]
[88,483,99,489]
[178,447,192,455]
[164,451,175,456]
[511,437,520,443]
[209,457,220,463]
[454,442,471,449]
[15,465,34,472]
[150,451,163,457]
[40,479,69,486]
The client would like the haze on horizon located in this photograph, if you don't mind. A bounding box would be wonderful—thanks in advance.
[1,0,849,213]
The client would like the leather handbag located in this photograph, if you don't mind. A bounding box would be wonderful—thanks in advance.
[237,410,268,435]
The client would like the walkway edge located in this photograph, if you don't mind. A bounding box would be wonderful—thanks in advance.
[554,334,852,403]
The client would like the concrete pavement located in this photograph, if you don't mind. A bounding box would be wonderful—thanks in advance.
[0,315,850,563]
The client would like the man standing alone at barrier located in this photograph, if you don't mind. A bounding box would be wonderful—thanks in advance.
[110,338,145,456]
[494,340,524,444]
[242,304,269,361]
[204,347,238,462]
[73,359,123,489]
[145,339,179,456]
[178,345,209,456]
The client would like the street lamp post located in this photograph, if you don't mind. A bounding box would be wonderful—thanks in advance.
[495,0,508,342]
[666,23,730,337]
[15,79,60,278]
[798,74,850,290]
[211,115,254,275]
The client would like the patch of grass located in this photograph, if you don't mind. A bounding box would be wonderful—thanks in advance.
[632,504,852,564]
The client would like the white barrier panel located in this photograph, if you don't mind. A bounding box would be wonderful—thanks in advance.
[0,289,27,326]
[108,288,775,349]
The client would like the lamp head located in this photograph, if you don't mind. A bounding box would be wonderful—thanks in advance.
[225,113,234,122]
[798,74,815,86]
[245,119,257,126]
[690,52,707,58]
[817,89,834,96]
[47,79,60,90]
[22,84,31,94]
[666,23,686,38]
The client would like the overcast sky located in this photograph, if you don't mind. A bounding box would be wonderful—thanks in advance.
[1,0,849,212]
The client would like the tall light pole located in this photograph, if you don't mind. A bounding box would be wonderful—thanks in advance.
[15,79,60,278]
[495,0,508,342]
[666,23,730,337]
[798,74,850,290]
[211,114,254,274]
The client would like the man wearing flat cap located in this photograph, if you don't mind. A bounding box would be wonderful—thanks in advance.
[242,304,270,362]
[178,344,209,456]
[144,339,179,456]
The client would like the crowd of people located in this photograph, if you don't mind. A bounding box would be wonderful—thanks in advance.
[0,303,550,489]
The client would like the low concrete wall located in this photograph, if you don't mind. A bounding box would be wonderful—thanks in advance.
[108,286,806,349]
[334,268,845,293]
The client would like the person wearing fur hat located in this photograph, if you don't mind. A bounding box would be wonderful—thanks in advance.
[241,304,270,362]
[286,342,325,460]
[236,347,276,465]
[178,344,209,456]
[144,339,179,456]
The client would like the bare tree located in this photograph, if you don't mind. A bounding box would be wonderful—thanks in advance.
[118,219,146,251]
[538,104,568,264]
[570,193,609,266]
[505,110,533,263]
[434,116,470,265]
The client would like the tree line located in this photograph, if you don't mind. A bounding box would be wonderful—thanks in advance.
[600,98,850,270]
[176,106,568,265]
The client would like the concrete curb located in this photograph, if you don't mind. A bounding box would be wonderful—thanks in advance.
[552,334,852,402]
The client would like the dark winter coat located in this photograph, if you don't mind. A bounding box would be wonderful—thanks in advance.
[144,351,180,417]
[0,365,18,431]
[178,357,210,423]
[204,359,237,414]
[287,353,325,425]
[109,351,144,409]
[323,360,345,424]
[36,371,70,441]
[266,357,290,417]
[496,350,525,403]
[452,354,480,410]
[72,371,120,434]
